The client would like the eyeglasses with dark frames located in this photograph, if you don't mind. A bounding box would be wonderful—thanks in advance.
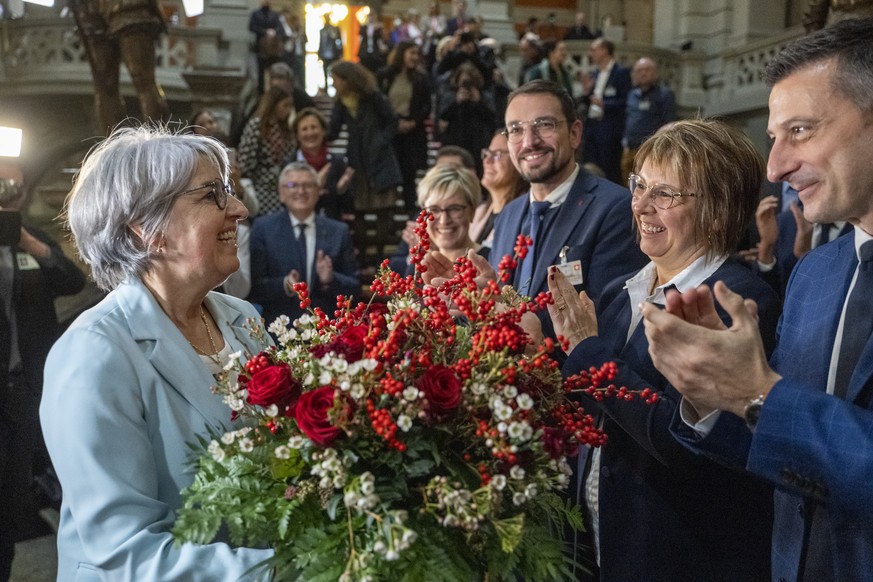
[180,179,235,210]
[424,204,468,219]
[501,117,566,144]
[628,173,696,210]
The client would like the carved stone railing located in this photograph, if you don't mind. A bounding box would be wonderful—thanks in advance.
[702,26,806,116]
[0,17,234,99]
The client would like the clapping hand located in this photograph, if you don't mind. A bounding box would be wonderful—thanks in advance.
[546,266,597,353]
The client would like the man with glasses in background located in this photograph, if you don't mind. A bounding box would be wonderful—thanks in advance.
[489,80,645,327]
[249,162,359,329]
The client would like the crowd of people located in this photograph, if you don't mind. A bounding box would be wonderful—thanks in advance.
[4,6,873,582]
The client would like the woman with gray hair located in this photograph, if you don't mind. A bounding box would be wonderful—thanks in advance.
[40,126,273,581]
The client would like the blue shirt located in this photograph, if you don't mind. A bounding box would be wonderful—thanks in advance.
[622,83,676,149]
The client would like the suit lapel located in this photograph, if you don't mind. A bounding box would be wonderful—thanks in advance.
[530,173,594,294]
[115,280,237,425]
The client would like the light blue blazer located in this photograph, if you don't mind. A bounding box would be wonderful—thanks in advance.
[40,278,274,581]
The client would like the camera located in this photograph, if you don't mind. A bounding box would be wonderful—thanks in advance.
[0,210,22,246]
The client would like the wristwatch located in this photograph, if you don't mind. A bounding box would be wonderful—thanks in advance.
[744,394,767,431]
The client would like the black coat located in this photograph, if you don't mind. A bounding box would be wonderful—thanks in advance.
[327,91,402,193]
[377,69,432,174]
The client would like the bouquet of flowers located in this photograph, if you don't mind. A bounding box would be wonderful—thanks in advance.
[174,216,651,581]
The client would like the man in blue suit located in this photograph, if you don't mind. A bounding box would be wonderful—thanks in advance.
[580,38,631,185]
[489,80,646,319]
[249,161,359,328]
[642,18,873,582]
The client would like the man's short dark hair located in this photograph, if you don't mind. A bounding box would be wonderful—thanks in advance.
[762,16,873,113]
[506,80,578,125]
[435,145,476,170]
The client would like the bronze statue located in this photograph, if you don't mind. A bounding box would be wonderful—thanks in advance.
[72,0,170,134]
[804,0,873,32]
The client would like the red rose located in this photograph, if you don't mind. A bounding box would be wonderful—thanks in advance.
[295,386,344,446]
[417,365,462,414]
[334,325,369,362]
[246,363,301,416]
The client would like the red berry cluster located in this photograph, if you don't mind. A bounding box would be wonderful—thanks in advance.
[292,282,312,309]
[366,400,406,451]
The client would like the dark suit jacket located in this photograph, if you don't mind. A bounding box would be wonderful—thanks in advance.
[672,231,873,582]
[0,227,85,393]
[566,259,778,581]
[582,64,632,184]
[249,212,359,328]
[489,169,646,310]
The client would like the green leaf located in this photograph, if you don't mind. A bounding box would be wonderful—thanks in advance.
[492,513,524,553]
[270,449,305,480]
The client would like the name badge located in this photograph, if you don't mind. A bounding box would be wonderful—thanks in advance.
[556,246,583,285]
[638,100,651,111]
[604,87,617,97]
[16,252,40,270]
[554,261,584,286]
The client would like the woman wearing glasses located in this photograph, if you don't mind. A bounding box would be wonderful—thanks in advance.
[408,164,484,278]
[40,126,274,580]
[468,130,528,251]
[542,119,778,580]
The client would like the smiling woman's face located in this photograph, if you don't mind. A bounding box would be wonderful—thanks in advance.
[632,158,704,277]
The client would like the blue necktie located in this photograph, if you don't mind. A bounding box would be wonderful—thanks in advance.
[517,201,551,296]
[834,240,873,398]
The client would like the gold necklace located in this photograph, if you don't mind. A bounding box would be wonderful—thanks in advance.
[190,305,221,366]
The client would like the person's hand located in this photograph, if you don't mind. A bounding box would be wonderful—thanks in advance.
[640,281,781,418]
[315,250,334,286]
[546,266,597,353]
[284,269,301,297]
[754,195,779,264]
[580,73,594,95]
[337,167,354,194]
[456,86,471,102]
[789,200,813,259]
[736,246,759,266]
[420,251,454,286]
[663,284,728,331]
[468,87,481,102]
[317,163,331,190]
[437,120,449,134]
[518,310,544,356]
[401,221,420,248]
[17,228,51,260]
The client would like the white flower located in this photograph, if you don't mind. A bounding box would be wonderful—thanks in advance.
[512,492,526,506]
[494,403,513,421]
[265,404,279,417]
[238,438,254,453]
[318,370,332,385]
[397,414,413,432]
[297,314,312,326]
[361,359,378,371]
[227,397,245,411]
[516,393,534,410]
[350,383,366,399]
[220,432,235,445]
[525,483,538,498]
[301,329,312,341]
[402,386,420,401]
[491,475,507,490]
[304,372,315,386]
[470,382,488,395]
[508,421,533,442]
[268,318,288,336]
[502,385,518,399]
[509,465,526,480]
[274,445,291,459]
[385,550,400,561]
[287,435,306,449]
[339,379,351,392]
[332,358,349,373]
[497,421,508,434]
[278,329,297,343]
[373,541,387,554]
[207,440,226,462]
